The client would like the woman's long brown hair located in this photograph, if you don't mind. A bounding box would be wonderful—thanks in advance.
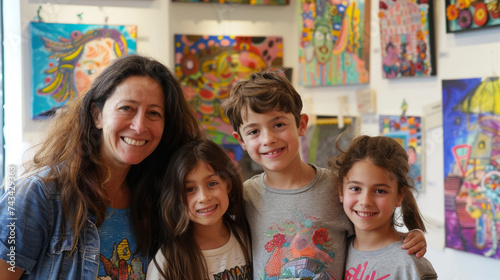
[26,55,203,255]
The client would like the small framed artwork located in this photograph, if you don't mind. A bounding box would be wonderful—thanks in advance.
[445,0,500,33]
[172,0,289,5]
[300,116,358,168]
[379,115,423,191]
[379,0,436,79]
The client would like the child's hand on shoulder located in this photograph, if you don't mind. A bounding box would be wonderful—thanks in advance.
[401,229,427,258]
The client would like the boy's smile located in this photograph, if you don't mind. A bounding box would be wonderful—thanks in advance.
[233,107,308,174]
[262,147,285,157]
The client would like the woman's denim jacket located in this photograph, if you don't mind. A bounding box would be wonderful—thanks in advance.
[0,168,100,279]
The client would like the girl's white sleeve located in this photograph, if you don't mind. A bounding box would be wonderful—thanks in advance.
[146,250,166,280]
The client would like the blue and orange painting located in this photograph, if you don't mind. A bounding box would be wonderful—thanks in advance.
[31,22,136,119]
[443,77,500,259]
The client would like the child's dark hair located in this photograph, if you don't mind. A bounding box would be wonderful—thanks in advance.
[223,69,303,135]
[154,138,251,279]
[328,135,426,232]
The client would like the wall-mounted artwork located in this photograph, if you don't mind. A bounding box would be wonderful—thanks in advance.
[446,0,500,33]
[379,0,436,79]
[443,77,500,259]
[174,34,282,179]
[379,115,423,191]
[172,0,289,4]
[31,22,137,119]
[300,116,357,168]
[298,0,370,86]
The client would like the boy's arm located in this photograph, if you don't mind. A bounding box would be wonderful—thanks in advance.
[400,229,427,258]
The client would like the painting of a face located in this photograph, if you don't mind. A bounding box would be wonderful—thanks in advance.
[313,22,333,64]
[30,22,137,119]
[75,38,119,94]
[299,0,370,86]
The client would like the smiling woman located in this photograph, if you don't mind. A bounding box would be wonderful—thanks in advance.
[0,55,203,279]
[93,76,165,167]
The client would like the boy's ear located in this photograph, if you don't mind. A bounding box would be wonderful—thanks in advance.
[339,194,344,203]
[232,131,247,151]
[298,114,309,136]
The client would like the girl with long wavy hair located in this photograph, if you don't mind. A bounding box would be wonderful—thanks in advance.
[147,139,252,280]
[329,135,437,279]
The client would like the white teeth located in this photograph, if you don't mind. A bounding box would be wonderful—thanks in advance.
[198,205,217,213]
[123,137,146,146]
[266,148,283,155]
[357,211,375,217]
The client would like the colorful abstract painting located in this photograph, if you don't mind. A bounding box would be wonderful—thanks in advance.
[174,34,282,178]
[443,77,500,259]
[379,0,436,79]
[446,0,500,33]
[172,0,289,4]
[379,115,423,190]
[31,22,137,119]
[300,116,357,168]
[298,0,370,86]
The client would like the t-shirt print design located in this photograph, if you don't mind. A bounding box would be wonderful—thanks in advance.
[261,208,337,279]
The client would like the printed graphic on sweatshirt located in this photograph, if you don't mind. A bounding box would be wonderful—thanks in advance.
[346,261,390,280]
[260,208,336,279]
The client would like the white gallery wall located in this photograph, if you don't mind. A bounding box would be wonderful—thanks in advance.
[4,0,500,278]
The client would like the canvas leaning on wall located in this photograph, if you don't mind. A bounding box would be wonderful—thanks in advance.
[300,116,358,168]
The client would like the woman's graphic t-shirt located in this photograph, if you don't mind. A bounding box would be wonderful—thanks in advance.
[98,207,147,279]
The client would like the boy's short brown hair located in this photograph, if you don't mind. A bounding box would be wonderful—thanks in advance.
[223,69,303,134]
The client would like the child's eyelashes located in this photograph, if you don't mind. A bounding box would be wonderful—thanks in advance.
[375,189,388,194]
[208,181,219,187]
[184,180,221,192]
[274,122,285,129]
[348,186,361,192]
[247,129,259,136]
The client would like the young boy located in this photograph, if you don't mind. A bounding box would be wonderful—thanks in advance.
[223,70,426,280]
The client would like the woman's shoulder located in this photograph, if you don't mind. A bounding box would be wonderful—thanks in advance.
[9,167,61,199]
